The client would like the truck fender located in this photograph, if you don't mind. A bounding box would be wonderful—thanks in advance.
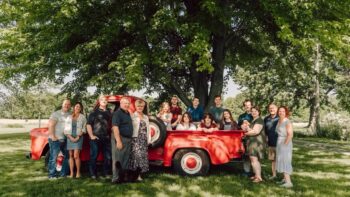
[30,128,49,160]
[206,137,231,165]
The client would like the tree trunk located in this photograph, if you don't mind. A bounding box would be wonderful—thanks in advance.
[190,58,209,108]
[307,43,321,136]
[207,33,225,111]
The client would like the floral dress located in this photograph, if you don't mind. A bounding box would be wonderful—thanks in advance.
[128,120,149,173]
[246,117,266,159]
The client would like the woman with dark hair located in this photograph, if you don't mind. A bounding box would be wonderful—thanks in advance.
[241,106,266,183]
[219,109,239,130]
[176,112,196,130]
[64,102,87,178]
[197,113,218,133]
[276,106,294,188]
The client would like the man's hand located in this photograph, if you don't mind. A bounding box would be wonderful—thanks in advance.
[74,136,80,142]
[90,135,99,140]
[51,135,58,141]
[116,140,123,150]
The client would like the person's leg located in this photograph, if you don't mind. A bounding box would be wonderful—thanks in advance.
[59,139,69,177]
[120,137,132,181]
[68,150,74,177]
[242,137,252,176]
[111,135,119,182]
[271,160,276,177]
[89,139,98,178]
[48,139,60,178]
[243,160,251,173]
[250,156,262,181]
[280,173,293,187]
[284,173,291,183]
[249,156,256,178]
[270,147,277,177]
[74,149,81,178]
[102,137,112,176]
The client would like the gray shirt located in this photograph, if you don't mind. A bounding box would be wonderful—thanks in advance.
[49,110,71,140]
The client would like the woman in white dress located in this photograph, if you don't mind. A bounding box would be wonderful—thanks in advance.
[276,106,294,188]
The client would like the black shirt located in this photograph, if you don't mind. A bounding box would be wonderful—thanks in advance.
[112,108,133,138]
[87,108,112,137]
[264,115,279,147]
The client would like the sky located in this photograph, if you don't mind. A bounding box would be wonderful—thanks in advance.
[0,70,242,98]
[128,76,241,99]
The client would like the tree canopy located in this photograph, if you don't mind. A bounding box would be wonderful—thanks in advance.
[0,0,349,113]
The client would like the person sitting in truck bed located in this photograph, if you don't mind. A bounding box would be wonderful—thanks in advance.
[157,101,173,131]
[176,112,197,131]
[187,97,204,126]
[219,109,239,130]
[197,113,218,133]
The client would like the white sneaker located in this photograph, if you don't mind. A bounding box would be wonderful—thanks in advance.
[276,179,286,184]
[137,176,143,181]
[280,182,293,188]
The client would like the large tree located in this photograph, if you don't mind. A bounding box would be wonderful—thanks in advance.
[0,0,349,114]
[0,0,281,110]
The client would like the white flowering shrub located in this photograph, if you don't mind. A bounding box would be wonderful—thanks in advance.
[319,112,350,141]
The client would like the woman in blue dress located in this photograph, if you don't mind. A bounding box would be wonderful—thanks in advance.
[65,102,87,178]
[276,106,294,188]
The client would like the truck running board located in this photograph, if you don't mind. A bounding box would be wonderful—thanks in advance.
[149,160,163,166]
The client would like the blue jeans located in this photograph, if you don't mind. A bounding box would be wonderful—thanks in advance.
[48,138,68,177]
[89,136,111,177]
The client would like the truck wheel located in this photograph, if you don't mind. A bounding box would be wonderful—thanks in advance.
[173,149,210,176]
[149,117,167,148]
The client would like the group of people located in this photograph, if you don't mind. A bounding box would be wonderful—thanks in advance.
[238,99,294,188]
[157,95,238,132]
[47,95,294,188]
[48,96,150,183]
[156,96,294,188]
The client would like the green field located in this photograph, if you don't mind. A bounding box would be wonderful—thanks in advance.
[0,133,349,197]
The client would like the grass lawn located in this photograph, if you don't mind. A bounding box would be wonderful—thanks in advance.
[0,133,349,197]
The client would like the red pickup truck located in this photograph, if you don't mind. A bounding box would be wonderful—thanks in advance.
[28,95,245,176]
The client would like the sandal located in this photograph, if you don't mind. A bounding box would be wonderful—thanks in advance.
[252,177,263,183]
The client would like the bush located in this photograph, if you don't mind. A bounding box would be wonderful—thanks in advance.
[318,123,343,140]
[318,112,350,141]
[5,124,24,128]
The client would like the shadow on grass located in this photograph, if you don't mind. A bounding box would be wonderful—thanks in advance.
[0,133,349,197]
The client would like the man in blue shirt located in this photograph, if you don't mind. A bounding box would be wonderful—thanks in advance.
[237,99,253,177]
[187,97,204,125]
[264,103,279,179]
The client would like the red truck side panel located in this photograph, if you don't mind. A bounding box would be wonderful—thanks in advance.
[149,130,245,167]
